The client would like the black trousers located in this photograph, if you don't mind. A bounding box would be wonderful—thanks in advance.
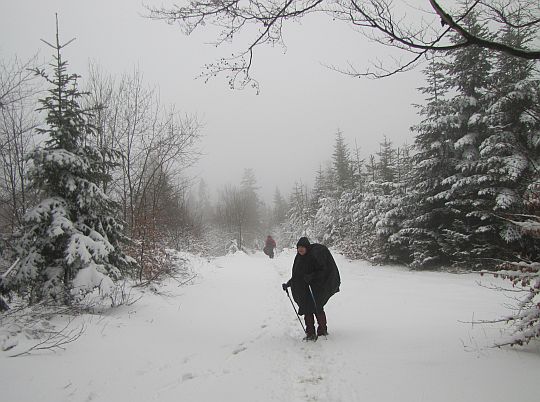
[304,311,327,335]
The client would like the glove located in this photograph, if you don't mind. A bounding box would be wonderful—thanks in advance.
[303,273,314,284]
[282,283,289,291]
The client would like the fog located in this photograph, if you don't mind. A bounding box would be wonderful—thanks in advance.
[1,0,426,202]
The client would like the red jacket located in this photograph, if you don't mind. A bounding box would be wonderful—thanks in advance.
[265,237,276,248]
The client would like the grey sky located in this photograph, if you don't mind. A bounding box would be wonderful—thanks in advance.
[1,0,426,203]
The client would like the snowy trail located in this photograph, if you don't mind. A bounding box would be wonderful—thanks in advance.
[1,250,540,402]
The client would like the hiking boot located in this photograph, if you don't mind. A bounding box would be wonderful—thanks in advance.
[315,312,327,336]
[317,327,328,337]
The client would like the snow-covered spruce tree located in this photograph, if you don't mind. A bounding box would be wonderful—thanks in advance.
[332,129,354,193]
[332,147,371,259]
[310,166,328,214]
[326,146,390,262]
[345,180,386,262]
[364,137,401,263]
[481,20,540,346]
[332,189,372,260]
[310,163,363,258]
[478,23,540,263]
[239,168,263,248]
[488,217,540,346]
[403,14,494,269]
[400,56,462,268]
[314,133,356,247]
[443,13,536,270]
[313,194,341,246]
[380,144,414,264]
[447,15,540,269]
[6,26,133,304]
[271,187,288,228]
[282,182,313,246]
[375,136,396,195]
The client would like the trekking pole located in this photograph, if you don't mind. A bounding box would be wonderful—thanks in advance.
[308,285,318,313]
[284,288,306,333]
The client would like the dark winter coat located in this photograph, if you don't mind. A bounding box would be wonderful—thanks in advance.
[287,244,340,315]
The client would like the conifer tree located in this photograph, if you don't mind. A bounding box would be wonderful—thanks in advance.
[341,179,381,261]
[271,187,288,227]
[376,136,396,194]
[351,140,366,193]
[6,19,133,303]
[311,165,342,246]
[311,166,327,213]
[480,19,540,345]
[365,154,378,183]
[363,139,409,263]
[447,15,540,268]
[437,15,496,267]
[240,168,262,244]
[477,23,540,261]
[380,144,414,264]
[399,55,458,268]
[332,130,353,193]
[284,182,312,244]
[489,215,540,346]
[404,13,493,269]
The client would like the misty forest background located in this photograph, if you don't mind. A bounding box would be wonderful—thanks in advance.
[1,10,539,346]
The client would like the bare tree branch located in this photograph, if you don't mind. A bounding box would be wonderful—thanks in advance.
[9,320,86,357]
[429,0,540,59]
[146,0,540,87]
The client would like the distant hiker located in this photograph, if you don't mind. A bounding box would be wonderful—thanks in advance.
[282,237,340,341]
[263,235,276,259]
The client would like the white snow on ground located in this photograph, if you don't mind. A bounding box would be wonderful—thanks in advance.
[1,249,539,402]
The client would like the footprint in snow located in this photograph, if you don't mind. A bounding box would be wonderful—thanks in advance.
[232,345,247,355]
[299,375,324,384]
[1,336,18,351]
[182,373,195,382]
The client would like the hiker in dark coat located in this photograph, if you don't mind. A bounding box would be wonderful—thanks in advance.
[263,235,276,259]
[282,237,340,340]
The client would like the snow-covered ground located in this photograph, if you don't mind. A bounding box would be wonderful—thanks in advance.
[1,249,539,402]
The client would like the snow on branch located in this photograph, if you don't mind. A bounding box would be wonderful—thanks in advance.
[497,213,540,236]
[481,232,540,346]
